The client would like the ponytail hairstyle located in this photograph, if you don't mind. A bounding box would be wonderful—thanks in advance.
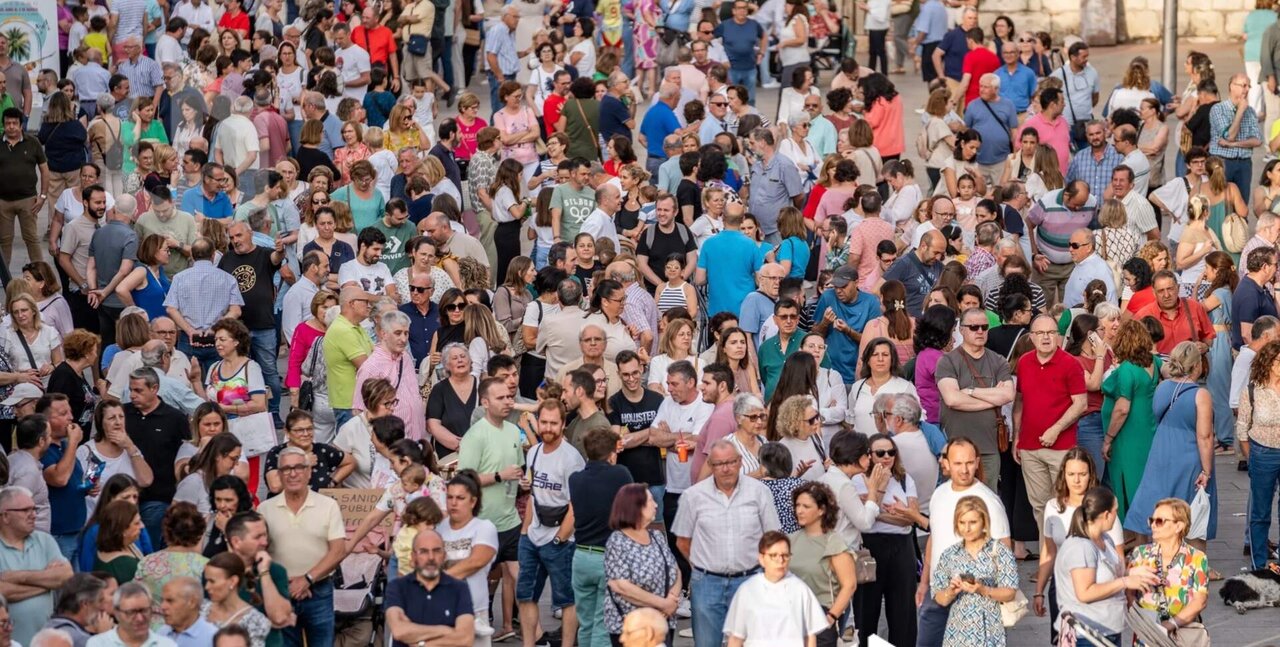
[391,438,439,475]
[1067,485,1117,540]
[879,280,912,341]
[1207,156,1228,195]
[1083,279,1108,314]
[207,552,260,606]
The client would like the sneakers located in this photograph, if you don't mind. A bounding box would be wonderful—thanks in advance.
[678,627,694,638]
[761,80,781,89]
[676,595,691,619]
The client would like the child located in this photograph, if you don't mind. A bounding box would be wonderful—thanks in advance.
[363,67,396,128]
[411,77,441,139]
[69,7,90,55]
[529,187,555,269]
[66,45,90,79]
[953,174,979,234]
[392,496,444,576]
[345,438,446,555]
[638,184,658,224]
[83,16,110,64]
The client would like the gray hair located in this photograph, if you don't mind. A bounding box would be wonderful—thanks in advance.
[871,392,896,418]
[246,207,271,232]
[379,309,411,333]
[277,446,308,462]
[129,367,160,390]
[441,342,470,363]
[114,194,137,218]
[167,576,204,603]
[578,324,605,343]
[732,392,766,418]
[707,439,740,458]
[0,486,32,510]
[658,82,680,102]
[112,582,151,608]
[975,221,1001,247]
[1093,302,1121,322]
[888,393,923,426]
[232,96,254,115]
[788,111,811,127]
[138,340,167,369]
[993,237,1019,254]
[607,263,636,284]
[557,278,583,308]
[161,61,182,75]
[96,93,114,113]
[54,574,107,617]
[980,72,1000,89]
[29,629,73,647]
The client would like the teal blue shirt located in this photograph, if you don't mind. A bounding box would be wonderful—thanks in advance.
[1245,10,1276,62]
[814,288,882,384]
[760,332,804,400]
[806,115,838,157]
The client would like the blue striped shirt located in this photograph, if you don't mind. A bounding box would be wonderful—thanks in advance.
[162,259,244,330]
[118,55,164,99]
[1066,145,1123,197]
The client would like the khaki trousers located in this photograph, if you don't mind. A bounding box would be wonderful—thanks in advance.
[1034,261,1074,309]
[0,196,41,266]
[1019,447,1069,540]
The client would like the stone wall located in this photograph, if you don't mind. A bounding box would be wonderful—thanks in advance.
[976,0,1254,42]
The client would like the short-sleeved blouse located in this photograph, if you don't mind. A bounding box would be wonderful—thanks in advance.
[786,530,846,608]
[200,600,271,647]
[427,376,480,440]
[4,324,62,374]
[135,550,210,620]
[603,530,679,634]
[263,442,348,491]
[1127,542,1209,619]
[763,477,805,534]
[930,540,1019,647]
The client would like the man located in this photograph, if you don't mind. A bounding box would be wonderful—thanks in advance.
[124,368,189,546]
[568,427,634,647]
[385,530,476,647]
[430,120,463,197]
[323,285,375,429]
[1054,42,1101,151]
[1235,247,1280,349]
[124,341,206,415]
[150,317,202,397]
[1013,315,1086,537]
[958,28,1000,110]
[550,158,596,245]
[281,251,327,347]
[964,73,1017,185]
[43,574,109,647]
[639,84,685,179]
[537,279,587,381]
[215,97,262,195]
[422,213,488,272]
[372,199,416,274]
[914,438,1011,646]
[694,205,761,318]
[134,186,197,278]
[35,395,86,559]
[485,7,522,113]
[674,48,709,105]
[714,1,766,102]
[935,309,1015,490]
[155,23,185,74]
[800,96,837,156]
[1209,72,1263,195]
[884,230,946,318]
[159,64,205,143]
[257,447,345,647]
[0,35,29,119]
[995,43,1036,114]
[932,8,978,112]
[1108,127,1152,198]
[330,22,372,102]
[1026,180,1097,307]
[813,266,881,385]
[620,608,668,647]
[338,227,398,299]
[653,361,714,579]
[654,136,685,196]
[599,72,635,144]
[1107,163,1158,241]
[964,220,1001,280]
[739,263,786,347]
[610,262,659,355]
[299,92,344,157]
[879,392,941,505]
[757,298,802,400]
[85,193,138,343]
[70,51,111,117]
[561,369,613,455]
[558,325,622,396]
[671,441,780,647]
[689,364,738,482]
[158,578,218,647]
[694,21,730,66]
[517,399,582,647]
[8,415,51,532]
[746,128,803,243]
[1231,316,1279,415]
[637,194,698,290]
[171,149,207,208]
[0,107,49,267]
[1062,229,1116,308]
[164,237,243,371]
[1066,120,1122,195]
[972,238,1021,299]
[224,512,293,635]
[389,149,422,203]
[85,583,175,647]
[107,75,132,121]
[1240,212,1280,285]
[581,185,621,248]
[908,0,948,83]
[179,163,233,219]
[351,7,399,88]
[1135,270,1216,356]
[457,378,525,634]
[216,220,284,418]
[0,485,74,646]
[116,37,163,104]
[397,271,438,366]
[1014,88,1072,172]
[609,350,667,496]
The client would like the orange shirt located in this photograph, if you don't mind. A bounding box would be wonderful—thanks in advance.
[351,25,396,66]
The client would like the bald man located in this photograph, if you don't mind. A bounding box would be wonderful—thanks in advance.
[619,608,668,647]
[884,230,946,318]
[580,185,621,248]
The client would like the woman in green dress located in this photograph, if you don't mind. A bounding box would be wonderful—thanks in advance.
[93,499,145,584]
[1101,319,1162,523]
[122,96,169,182]
[1201,156,1248,266]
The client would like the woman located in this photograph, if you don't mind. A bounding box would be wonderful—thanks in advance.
[22,262,72,339]
[122,97,169,182]
[332,121,370,187]
[859,72,905,160]
[779,115,823,186]
[1050,486,1154,647]
[493,256,533,348]
[653,254,697,318]
[1025,143,1065,201]
[88,95,125,196]
[285,291,336,420]
[37,92,87,214]
[202,475,253,559]
[334,378,402,488]
[1138,98,1169,189]
[845,120,884,194]
[134,502,209,621]
[94,499,145,583]
[857,281,916,374]
[330,160,386,232]
[778,65,820,128]
[426,344,478,452]
[493,81,540,180]
[438,471,500,638]
[1175,196,1216,296]
[76,473,153,572]
[1197,251,1237,451]
[1095,198,1139,278]
[914,305,957,424]
[983,257,1048,314]
[173,432,243,514]
[295,120,339,180]
[855,434,927,647]
[884,163,925,235]
[395,238,458,305]
[557,77,602,161]
[428,288,469,353]
[760,442,807,533]
[583,280,637,361]
[302,208,355,288]
[205,318,274,493]
[849,337,918,437]
[1254,158,1280,218]
[47,330,100,430]
[920,89,958,189]
[1127,499,1210,639]
[648,319,701,395]
[1106,61,1157,114]
[77,400,155,523]
[1101,319,1161,522]
[454,93,487,175]
[777,0,812,91]
[385,103,430,155]
[462,303,509,379]
[772,208,810,281]
[790,481,857,647]
[527,43,564,119]
[603,483,681,643]
[724,531,830,645]
[931,496,1020,647]
[1017,31,1052,76]
[202,553,272,646]
[794,334,846,448]
[826,427,891,552]
[1204,155,1249,265]
[276,41,305,153]
[999,127,1040,186]
[5,293,63,385]
[113,234,171,320]
[700,393,769,480]
[1124,342,1217,547]
[173,98,207,160]
[1121,257,1156,315]
[987,294,1032,359]
[716,327,761,397]
[1065,316,1114,472]
[937,130,985,198]
[488,159,531,280]
[264,409,353,495]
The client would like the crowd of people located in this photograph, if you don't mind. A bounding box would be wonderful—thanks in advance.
[1,0,1279,645]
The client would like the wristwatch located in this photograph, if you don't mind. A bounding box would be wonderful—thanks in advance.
[552,537,563,545]
[494,471,503,483]
[965,387,975,396]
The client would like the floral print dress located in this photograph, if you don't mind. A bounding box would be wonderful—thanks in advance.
[633,0,658,70]
[930,539,1019,647]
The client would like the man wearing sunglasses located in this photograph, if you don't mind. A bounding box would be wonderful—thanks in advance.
[1062,228,1116,309]
[935,308,1014,491]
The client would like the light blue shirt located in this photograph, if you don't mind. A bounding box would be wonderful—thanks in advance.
[158,619,219,647]
[911,0,948,44]
[807,114,838,157]
[484,23,519,76]
[657,156,682,194]
[995,63,1038,113]
[162,259,244,330]
[1063,253,1116,308]
[0,530,67,646]
[814,288,882,384]
[697,230,764,319]
[70,63,112,102]
[699,113,730,145]
[86,628,176,647]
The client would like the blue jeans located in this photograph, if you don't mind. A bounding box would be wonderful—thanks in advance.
[644,156,665,181]
[487,71,516,117]
[54,533,79,569]
[333,408,354,430]
[178,333,221,379]
[140,500,169,550]
[648,484,665,522]
[284,578,335,647]
[690,568,753,647]
[571,548,609,647]
[621,22,635,78]
[250,328,282,419]
[517,536,576,607]
[288,120,303,157]
[1076,412,1105,475]
[1225,157,1254,197]
[1076,634,1121,647]
[1249,442,1280,569]
[915,596,951,647]
[728,68,756,104]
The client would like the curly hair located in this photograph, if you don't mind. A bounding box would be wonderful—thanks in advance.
[1123,256,1153,291]
[1251,340,1280,391]
[62,329,101,362]
[162,502,208,548]
[1135,241,1170,273]
[211,318,251,356]
[792,481,840,533]
[770,394,818,442]
[1111,319,1154,368]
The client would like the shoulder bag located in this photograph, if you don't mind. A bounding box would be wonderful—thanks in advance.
[297,340,320,410]
[960,349,1010,453]
[12,328,37,371]
[528,445,570,526]
[979,99,1013,150]
[987,543,1028,627]
[572,99,602,159]
[1059,68,1089,150]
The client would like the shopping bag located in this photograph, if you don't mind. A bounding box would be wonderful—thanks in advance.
[1188,486,1210,541]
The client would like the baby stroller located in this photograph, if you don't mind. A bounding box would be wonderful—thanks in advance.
[333,552,388,647]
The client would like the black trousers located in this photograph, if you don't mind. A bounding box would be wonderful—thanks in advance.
[858,532,918,647]
[662,491,691,592]
[921,42,939,83]
[97,305,124,347]
[867,30,889,75]
[495,219,522,283]
[64,289,99,333]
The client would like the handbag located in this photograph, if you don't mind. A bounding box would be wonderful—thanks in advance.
[407,34,429,56]
[1059,68,1090,150]
[959,350,1010,453]
[297,340,320,411]
[984,544,1028,627]
[572,98,602,159]
[854,548,877,584]
[464,27,481,47]
[210,361,277,457]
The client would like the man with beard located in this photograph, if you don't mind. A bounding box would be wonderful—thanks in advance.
[385,529,476,647]
[338,226,399,300]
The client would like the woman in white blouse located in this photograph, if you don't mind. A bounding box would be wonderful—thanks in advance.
[5,293,63,386]
[778,114,823,187]
[848,338,918,437]
[772,394,828,481]
[883,159,924,231]
[800,333,848,452]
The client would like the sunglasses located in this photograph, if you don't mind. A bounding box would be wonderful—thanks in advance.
[744,413,766,421]
[1068,242,1091,249]
[409,285,433,293]
[805,414,821,425]
[873,449,897,458]
[961,323,990,332]
[444,303,465,311]
[1148,516,1176,528]
[710,101,728,107]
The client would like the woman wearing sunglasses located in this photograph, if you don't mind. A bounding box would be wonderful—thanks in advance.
[770,394,828,482]
[853,433,927,647]
[1126,498,1210,639]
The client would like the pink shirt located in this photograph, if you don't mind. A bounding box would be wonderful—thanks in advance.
[1018,113,1071,172]
[286,321,325,389]
[492,106,540,165]
[455,116,487,161]
[353,345,427,441]
[864,95,905,158]
[691,399,735,482]
[848,217,895,291]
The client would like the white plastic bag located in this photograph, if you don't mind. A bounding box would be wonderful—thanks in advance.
[1187,486,1210,541]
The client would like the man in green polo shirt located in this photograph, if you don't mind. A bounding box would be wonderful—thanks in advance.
[760,297,805,400]
[0,106,49,266]
[322,285,375,430]
[226,511,293,647]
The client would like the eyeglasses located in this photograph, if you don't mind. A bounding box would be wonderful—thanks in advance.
[710,101,728,107]
[1029,330,1057,337]
[278,464,311,474]
[805,414,821,425]
[872,449,897,458]
[604,295,626,305]
[288,426,315,434]
[1018,37,1034,42]
[710,457,742,468]
[409,285,433,293]
[699,28,714,34]
[1148,516,1176,528]
[743,413,766,421]
[444,303,465,312]
[385,398,400,408]
[763,552,791,560]
[1068,242,1091,249]
[2,506,35,515]
[961,323,990,332]
[116,607,151,617]
[777,314,799,321]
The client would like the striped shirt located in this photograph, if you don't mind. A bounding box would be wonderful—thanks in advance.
[112,0,148,43]
[162,260,244,330]
[1066,144,1123,196]
[1025,188,1098,265]
[118,55,164,99]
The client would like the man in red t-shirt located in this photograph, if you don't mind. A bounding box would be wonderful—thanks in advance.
[216,0,250,38]
[542,69,572,134]
[351,7,400,90]
[959,28,1000,108]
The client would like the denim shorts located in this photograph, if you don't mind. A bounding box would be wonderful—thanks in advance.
[515,534,576,607]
